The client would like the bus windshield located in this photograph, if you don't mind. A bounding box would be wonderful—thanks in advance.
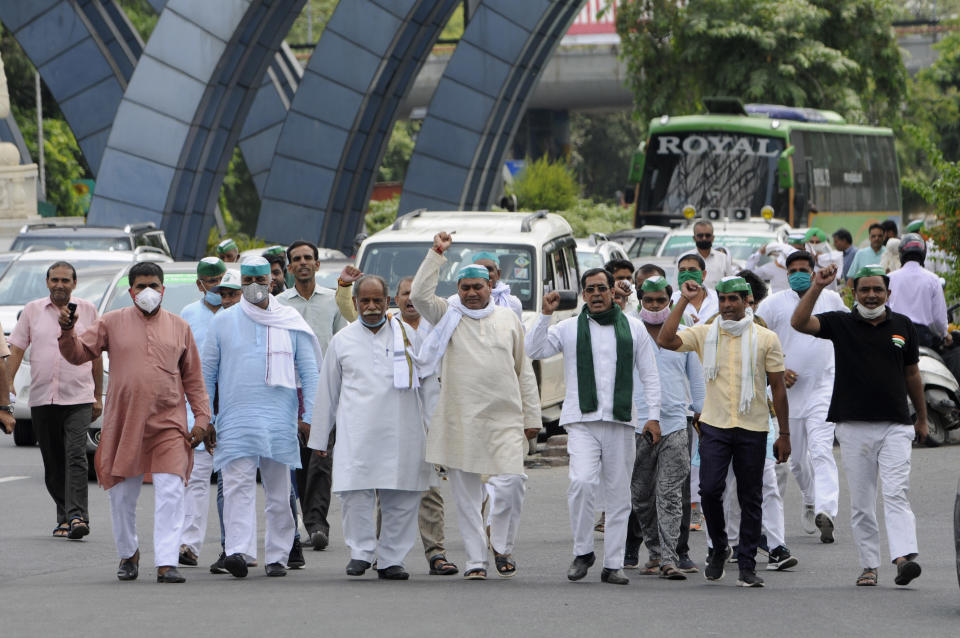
[637,132,785,218]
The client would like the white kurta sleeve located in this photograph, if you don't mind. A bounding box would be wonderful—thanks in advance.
[633,325,661,423]
[410,249,449,325]
[308,336,341,452]
[525,314,563,359]
[514,319,542,430]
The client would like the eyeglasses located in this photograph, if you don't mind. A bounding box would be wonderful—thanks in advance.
[584,285,610,293]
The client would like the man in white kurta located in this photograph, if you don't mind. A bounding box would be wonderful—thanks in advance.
[411,234,541,580]
[311,276,431,580]
[757,251,847,543]
[526,268,661,585]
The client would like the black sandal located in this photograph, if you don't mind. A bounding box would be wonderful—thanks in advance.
[463,567,487,580]
[428,555,458,575]
[52,523,70,538]
[67,518,89,540]
[856,568,878,586]
[494,553,517,578]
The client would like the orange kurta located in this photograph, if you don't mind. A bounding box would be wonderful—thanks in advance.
[58,306,211,489]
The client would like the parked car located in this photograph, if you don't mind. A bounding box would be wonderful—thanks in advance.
[316,259,353,289]
[575,234,630,271]
[10,222,173,257]
[608,225,672,263]
[355,209,580,424]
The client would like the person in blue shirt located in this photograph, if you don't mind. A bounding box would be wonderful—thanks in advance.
[202,257,321,579]
[629,276,705,580]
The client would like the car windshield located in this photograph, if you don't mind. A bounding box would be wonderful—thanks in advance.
[105,273,200,314]
[315,270,340,290]
[0,259,131,306]
[11,236,132,251]
[637,132,785,216]
[660,234,774,262]
[359,242,536,310]
[72,273,122,307]
[576,251,605,270]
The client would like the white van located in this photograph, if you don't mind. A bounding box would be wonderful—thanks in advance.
[356,210,581,423]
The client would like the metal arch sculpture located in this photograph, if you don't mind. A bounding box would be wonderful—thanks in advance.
[255,0,461,251]
[88,0,305,260]
[399,0,585,214]
[0,0,142,173]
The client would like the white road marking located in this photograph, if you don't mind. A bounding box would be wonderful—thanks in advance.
[0,475,29,483]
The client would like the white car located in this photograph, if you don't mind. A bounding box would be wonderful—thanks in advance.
[575,234,630,271]
[608,225,673,264]
[656,219,791,270]
[355,209,581,424]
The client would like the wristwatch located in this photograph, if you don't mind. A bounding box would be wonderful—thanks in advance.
[0,405,13,414]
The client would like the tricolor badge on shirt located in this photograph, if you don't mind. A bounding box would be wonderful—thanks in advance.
[891,334,905,349]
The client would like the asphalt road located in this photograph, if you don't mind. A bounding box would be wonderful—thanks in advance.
[1,437,958,638]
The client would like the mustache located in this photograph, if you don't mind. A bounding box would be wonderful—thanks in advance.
[362,310,382,316]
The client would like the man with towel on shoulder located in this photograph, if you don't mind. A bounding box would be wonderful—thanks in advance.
[201,256,320,579]
[410,232,540,581]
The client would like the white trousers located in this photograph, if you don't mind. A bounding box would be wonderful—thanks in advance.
[566,422,634,569]
[789,412,839,517]
[716,458,785,550]
[689,428,700,505]
[485,473,527,555]
[835,423,918,568]
[221,456,294,566]
[180,449,214,555]
[108,473,184,567]
[341,489,421,567]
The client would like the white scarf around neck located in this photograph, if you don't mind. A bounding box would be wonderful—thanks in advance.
[239,296,322,388]
[703,308,758,413]
[413,296,496,374]
[388,314,420,389]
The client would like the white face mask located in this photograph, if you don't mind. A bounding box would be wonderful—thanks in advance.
[855,302,886,320]
[134,287,162,314]
[639,305,671,325]
[242,282,269,305]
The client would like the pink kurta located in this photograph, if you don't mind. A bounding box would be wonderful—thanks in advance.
[58,306,211,489]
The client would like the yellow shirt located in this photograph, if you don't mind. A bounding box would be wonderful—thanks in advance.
[677,323,784,432]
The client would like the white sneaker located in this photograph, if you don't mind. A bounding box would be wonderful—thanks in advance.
[801,504,817,535]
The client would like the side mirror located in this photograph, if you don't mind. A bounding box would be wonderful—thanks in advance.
[778,146,795,190]
[556,290,579,311]
[628,144,646,183]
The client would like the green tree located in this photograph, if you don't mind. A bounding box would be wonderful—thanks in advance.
[377,120,420,182]
[615,0,906,127]
[569,112,643,202]
[512,156,579,211]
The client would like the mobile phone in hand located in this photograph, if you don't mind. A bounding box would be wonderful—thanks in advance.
[67,302,77,323]
[643,429,654,445]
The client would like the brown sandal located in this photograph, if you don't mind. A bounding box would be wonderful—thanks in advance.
[659,564,687,580]
[856,568,878,586]
[641,559,660,575]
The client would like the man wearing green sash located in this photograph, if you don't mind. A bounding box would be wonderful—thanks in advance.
[526,267,661,585]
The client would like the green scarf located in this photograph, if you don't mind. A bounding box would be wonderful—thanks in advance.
[576,303,634,422]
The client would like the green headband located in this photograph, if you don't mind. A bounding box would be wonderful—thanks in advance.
[217,238,238,254]
[803,227,827,243]
[472,251,500,267]
[853,264,886,279]
[905,220,924,233]
[715,276,751,293]
[457,264,490,281]
[640,275,668,292]
[197,256,226,277]
[241,256,271,277]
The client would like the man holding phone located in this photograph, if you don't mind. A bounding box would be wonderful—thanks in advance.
[526,267,661,586]
[8,261,102,540]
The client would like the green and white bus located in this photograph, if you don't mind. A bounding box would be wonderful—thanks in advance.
[628,99,901,243]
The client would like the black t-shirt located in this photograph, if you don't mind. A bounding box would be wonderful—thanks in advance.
[816,307,920,424]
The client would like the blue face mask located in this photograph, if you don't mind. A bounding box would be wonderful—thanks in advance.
[788,271,811,293]
[202,284,222,307]
[359,314,386,328]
